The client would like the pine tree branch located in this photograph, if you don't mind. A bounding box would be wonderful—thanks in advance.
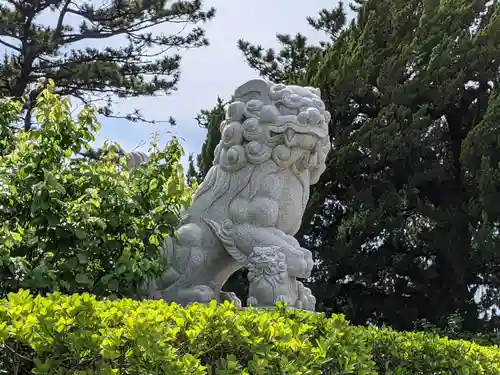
[61,20,188,44]
[62,5,207,44]
[0,38,21,52]
[54,0,72,39]
[0,0,215,125]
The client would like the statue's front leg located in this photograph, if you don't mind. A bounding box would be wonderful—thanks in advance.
[205,219,311,309]
[295,281,316,311]
[230,223,311,279]
[272,230,314,278]
[219,291,242,308]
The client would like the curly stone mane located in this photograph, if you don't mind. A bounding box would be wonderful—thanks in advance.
[212,80,331,177]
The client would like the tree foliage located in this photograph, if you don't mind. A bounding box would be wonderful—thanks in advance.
[307,0,500,332]
[192,96,226,181]
[237,3,346,85]
[0,81,193,298]
[231,0,500,332]
[0,0,215,126]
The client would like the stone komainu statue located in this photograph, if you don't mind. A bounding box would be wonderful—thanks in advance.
[143,79,331,311]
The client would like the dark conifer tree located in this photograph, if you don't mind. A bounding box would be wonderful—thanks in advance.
[201,0,500,332]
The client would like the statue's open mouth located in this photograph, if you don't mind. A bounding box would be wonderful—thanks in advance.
[267,120,328,139]
[267,121,327,149]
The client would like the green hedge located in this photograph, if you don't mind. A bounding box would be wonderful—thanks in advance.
[1,291,499,374]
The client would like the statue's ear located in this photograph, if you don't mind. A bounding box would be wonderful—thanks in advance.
[233,79,272,105]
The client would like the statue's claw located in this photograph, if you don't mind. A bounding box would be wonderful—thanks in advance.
[247,296,258,307]
[163,284,217,305]
[299,247,314,277]
[274,295,287,304]
[296,281,316,312]
[284,246,313,279]
[220,291,242,308]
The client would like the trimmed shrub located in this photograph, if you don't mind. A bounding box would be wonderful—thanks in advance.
[0,290,499,374]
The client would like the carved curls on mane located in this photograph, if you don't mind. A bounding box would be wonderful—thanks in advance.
[211,80,331,177]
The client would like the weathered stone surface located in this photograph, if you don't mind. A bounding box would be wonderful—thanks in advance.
[143,79,331,311]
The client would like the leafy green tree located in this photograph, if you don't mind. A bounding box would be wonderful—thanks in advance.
[186,153,198,187]
[0,81,193,298]
[0,0,215,128]
[234,0,500,332]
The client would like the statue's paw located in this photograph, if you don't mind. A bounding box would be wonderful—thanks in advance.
[296,281,316,312]
[150,290,163,300]
[220,291,242,308]
[299,247,314,277]
[247,296,258,307]
[295,299,303,310]
[286,254,310,279]
[274,295,287,304]
[177,285,217,304]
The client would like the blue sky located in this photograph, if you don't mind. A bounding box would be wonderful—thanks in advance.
[88,0,338,168]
